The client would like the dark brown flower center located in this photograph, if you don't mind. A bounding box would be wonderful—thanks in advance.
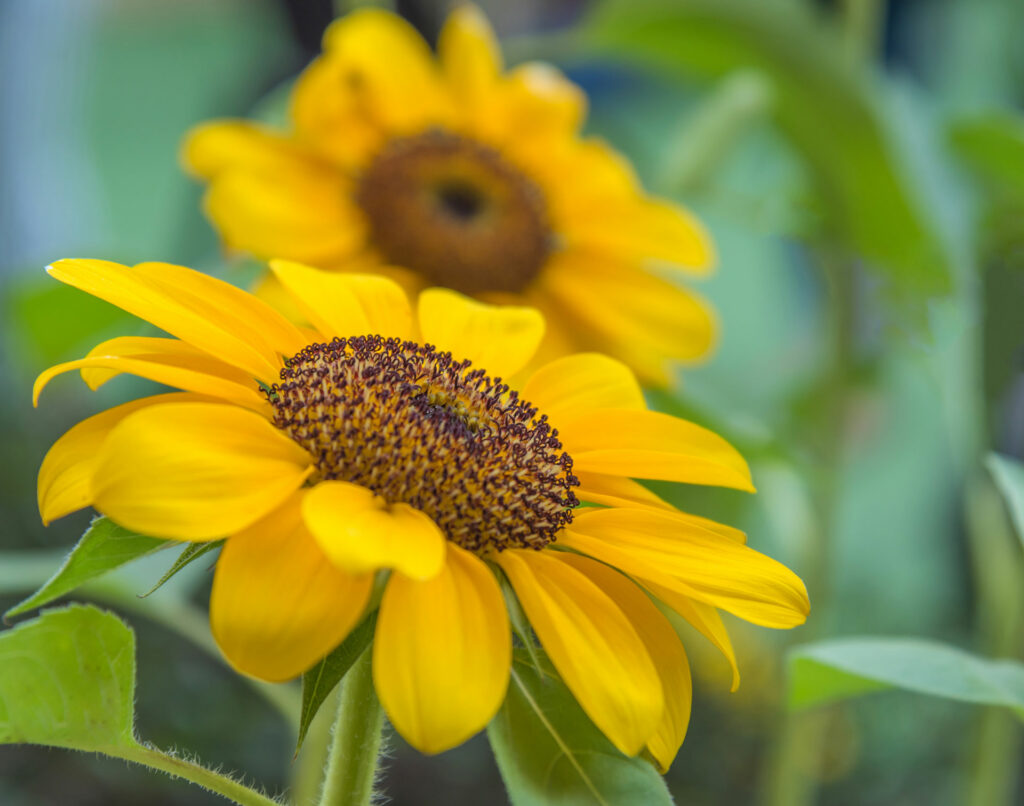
[355,130,553,295]
[267,335,578,552]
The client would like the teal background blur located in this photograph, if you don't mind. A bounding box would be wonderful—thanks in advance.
[2,0,1024,803]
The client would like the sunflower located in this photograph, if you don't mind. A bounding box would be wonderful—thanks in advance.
[35,258,807,767]
[181,5,716,385]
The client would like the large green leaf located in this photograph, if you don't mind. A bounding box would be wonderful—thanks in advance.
[297,612,377,753]
[5,517,168,621]
[488,651,673,806]
[789,637,1024,713]
[987,453,1024,549]
[949,113,1024,195]
[0,605,279,806]
[584,0,951,301]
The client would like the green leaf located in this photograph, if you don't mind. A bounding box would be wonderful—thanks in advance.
[584,0,952,302]
[987,453,1024,549]
[5,517,168,621]
[297,612,377,753]
[0,604,137,750]
[488,650,674,806]
[138,540,223,599]
[0,604,279,806]
[949,113,1024,195]
[788,637,1024,714]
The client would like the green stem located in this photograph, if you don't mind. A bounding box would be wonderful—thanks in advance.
[761,252,855,806]
[109,744,281,806]
[317,647,384,806]
[964,478,1024,806]
[839,0,885,66]
[662,69,773,195]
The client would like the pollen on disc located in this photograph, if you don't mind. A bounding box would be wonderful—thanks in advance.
[269,335,578,552]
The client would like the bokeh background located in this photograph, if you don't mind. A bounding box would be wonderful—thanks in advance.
[2,0,1024,803]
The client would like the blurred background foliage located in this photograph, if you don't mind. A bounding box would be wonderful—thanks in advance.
[2,0,1024,803]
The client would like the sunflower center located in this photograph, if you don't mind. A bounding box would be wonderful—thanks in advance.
[355,130,553,295]
[268,336,578,552]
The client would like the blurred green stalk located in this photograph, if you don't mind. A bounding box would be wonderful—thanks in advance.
[662,70,773,195]
[964,478,1024,805]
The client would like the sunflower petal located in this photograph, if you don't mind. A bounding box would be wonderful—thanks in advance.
[374,544,510,753]
[37,393,219,525]
[521,353,644,422]
[496,549,662,756]
[417,288,543,379]
[438,4,502,113]
[74,337,249,390]
[480,63,585,149]
[45,259,301,381]
[182,120,324,180]
[211,492,373,682]
[302,480,446,580]
[91,402,312,541]
[566,198,715,273]
[558,408,754,492]
[293,9,447,164]
[560,554,691,773]
[204,169,365,266]
[269,260,413,340]
[541,250,716,368]
[34,354,271,415]
[573,471,675,512]
[644,580,741,692]
[562,508,810,629]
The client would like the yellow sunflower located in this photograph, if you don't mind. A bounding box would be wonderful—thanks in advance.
[35,258,807,767]
[182,5,715,385]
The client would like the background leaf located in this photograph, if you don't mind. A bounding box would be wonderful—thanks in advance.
[297,612,377,753]
[584,0,952,302]
[488,650,674,806]
[0,604,279,806]
[788,637,1024,713]
[5,517,167,621]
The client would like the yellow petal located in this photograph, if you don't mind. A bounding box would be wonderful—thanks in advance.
[521,353,644,422]
[45,259,301,381]
[496,549,662,756]
[293,9,448,164]
[211,493,373,682]
[560,554,691,773]
[565,198,715,273]
[438,4,502,115]
[558,408,754,491]
[644,580,741,692]
[531,138,638,219]
[34,353,270,416]
[479,62,586,149]
[302,481,446,580]
[203,169,365,266]
[181,120,325,180]
[573,471,675,512]
[374,544,510,753]
[92,402,312,541]
[269,260,412,340]
[74,336,250,390]
[541,250,716,367]
[417,288,543,379]
[37,393,218,525]
[562,508,810,629]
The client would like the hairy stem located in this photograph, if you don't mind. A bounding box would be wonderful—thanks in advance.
[317,647,384,806]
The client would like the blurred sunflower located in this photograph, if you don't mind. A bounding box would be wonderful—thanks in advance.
[182,5,716,385]
[35,259,806,767]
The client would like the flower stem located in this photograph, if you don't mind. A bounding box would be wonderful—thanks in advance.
[317,646,384,806]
